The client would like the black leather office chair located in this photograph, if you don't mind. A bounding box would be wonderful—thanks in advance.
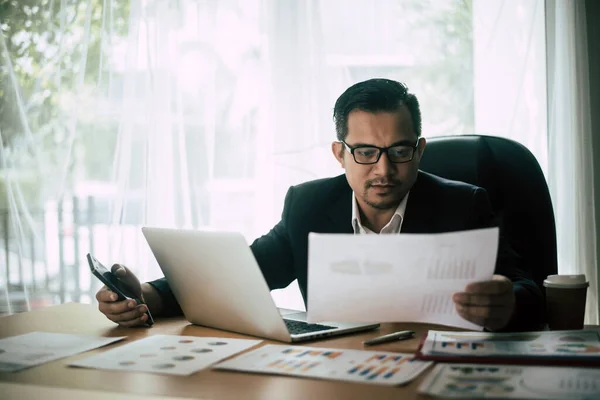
[418,135,557,295]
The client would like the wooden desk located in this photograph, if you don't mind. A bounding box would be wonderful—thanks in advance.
[0,303,464,400]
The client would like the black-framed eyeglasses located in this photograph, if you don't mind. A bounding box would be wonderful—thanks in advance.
[341,138,421,164]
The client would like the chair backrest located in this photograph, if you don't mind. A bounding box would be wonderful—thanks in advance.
[418,135,557,294]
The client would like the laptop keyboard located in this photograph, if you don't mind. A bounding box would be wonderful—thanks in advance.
[283,319,337,335]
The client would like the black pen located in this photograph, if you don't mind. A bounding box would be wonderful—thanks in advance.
[362,330,415,346]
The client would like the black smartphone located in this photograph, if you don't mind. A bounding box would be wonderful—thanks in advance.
[87,253,154,326]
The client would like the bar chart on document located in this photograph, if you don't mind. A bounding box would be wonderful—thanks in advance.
[215,345,432,386]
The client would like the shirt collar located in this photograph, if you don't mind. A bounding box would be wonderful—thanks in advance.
[351,191,409,234]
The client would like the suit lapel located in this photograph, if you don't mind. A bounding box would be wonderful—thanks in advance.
[322,178,354,234]
[402,171,439,233]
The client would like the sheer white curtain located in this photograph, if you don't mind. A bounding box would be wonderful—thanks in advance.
[546,0,598,324]
[3,0,589,318]
[0,0,271,311]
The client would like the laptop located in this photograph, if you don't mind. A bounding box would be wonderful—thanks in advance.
[141,227,379,342]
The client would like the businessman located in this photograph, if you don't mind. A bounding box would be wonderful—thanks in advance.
[96,78,544,332]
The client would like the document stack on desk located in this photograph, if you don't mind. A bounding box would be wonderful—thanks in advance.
[415,330,600,366]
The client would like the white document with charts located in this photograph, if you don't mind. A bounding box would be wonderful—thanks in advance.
[418,363,600,399]
[215,344,432,386]
[306,228,499,330]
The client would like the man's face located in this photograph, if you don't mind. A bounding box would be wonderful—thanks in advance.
[332,107,426,211]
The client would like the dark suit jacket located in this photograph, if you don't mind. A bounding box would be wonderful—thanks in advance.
[150,171,544,331]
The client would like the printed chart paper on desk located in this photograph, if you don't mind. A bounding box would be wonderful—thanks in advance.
[0,332,125,372]
[215,344,432,386]
[416,330,600,366]
[418,363,600,399]
[71,335,262,376]
[307,228,498,330]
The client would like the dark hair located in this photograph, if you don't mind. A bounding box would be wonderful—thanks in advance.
[333,78,422,141]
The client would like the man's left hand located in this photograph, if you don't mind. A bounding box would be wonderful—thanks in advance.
[452,275,515,331]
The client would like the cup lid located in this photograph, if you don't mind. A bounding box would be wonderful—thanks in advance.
[543,274,589,289]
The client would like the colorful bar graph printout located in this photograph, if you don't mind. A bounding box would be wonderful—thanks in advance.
[215,345,432,386]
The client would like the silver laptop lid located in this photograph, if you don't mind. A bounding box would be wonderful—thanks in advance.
[141,227,293,342]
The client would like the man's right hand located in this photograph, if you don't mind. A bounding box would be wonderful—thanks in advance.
[96,264,150,327]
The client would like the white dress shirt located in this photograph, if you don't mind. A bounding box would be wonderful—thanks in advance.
[351,191,409,234]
